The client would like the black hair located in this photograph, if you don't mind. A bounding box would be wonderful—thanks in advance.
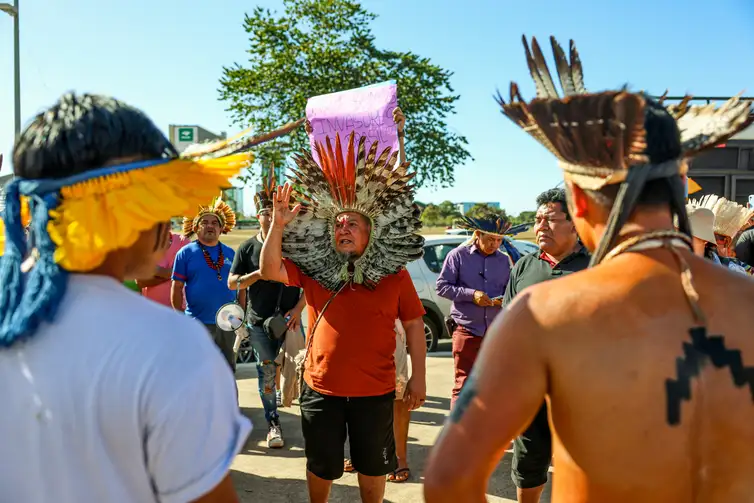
[535,188,570,220]
[585,96,683,208]
[13,92,177,180]
[586,95,690,265]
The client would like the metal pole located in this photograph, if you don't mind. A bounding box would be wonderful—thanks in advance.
[13,0,20,137]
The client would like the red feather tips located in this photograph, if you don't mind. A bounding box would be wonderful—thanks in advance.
[314,132,359,207]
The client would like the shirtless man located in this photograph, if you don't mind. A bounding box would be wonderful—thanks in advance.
[425,36,754,503]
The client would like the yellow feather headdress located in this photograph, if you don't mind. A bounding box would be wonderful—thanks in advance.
[0,117,303,348]
[182,197,237,238]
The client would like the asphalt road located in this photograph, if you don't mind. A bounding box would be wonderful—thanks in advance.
[229,340,553,502]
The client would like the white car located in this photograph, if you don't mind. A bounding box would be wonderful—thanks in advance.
[406,234,539,352]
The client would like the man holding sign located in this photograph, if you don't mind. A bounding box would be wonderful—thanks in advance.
[260,85,427,503]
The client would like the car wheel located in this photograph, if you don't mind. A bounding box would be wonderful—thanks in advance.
[236,338,255,364]
[423,315,439,353]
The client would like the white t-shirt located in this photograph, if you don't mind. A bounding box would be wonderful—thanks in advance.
[0,275,252,503]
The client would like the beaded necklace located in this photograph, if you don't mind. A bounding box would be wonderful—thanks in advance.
[199,242,224,281]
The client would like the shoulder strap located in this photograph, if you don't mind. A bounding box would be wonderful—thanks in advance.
[274,283,285,313]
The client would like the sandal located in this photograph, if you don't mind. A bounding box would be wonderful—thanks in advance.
[344,458,356,473]
[387,467,410,483]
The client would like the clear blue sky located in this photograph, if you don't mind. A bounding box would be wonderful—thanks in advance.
[0,0,752,214]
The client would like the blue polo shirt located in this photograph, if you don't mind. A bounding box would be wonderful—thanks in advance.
[172,241,236,324]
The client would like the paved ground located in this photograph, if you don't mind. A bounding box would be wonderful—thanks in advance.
[229,341,552,502]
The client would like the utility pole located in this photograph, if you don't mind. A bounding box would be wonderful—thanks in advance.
[0,0,20,137]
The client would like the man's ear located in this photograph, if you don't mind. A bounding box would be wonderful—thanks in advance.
[565,181,589,219]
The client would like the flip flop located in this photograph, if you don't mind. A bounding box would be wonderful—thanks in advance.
[387,467,410,483]
[344,458,356,473]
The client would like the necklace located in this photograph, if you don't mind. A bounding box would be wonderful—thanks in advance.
[199,243,224,281]
[602,230,705,326]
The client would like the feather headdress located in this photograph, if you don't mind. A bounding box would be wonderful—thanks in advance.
[495,35,753,265]
[0,110,302,348]
[253,164,277,214]
[456,215,512,238]
[690,195,754,238]
[283,131,424,291]
[183,196,237,238]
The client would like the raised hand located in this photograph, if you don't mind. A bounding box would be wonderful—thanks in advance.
[393,107,406,133]
[273,182,302,227]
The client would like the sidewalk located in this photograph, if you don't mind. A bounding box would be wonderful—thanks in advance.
[229,347,552,502]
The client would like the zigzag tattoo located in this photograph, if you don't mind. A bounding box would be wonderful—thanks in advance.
[665,326,754,425]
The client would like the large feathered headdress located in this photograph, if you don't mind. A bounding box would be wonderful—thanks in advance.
[456,215,512,238]
[496,35,753,265]
[690,194,754,238]
[283,132,424,291]
[0,109,302,348]
[183,196,237,238]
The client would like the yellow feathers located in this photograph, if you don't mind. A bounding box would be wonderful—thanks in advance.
[45,153,251,271]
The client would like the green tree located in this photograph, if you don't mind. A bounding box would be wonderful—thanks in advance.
[219,0,471,188]
[420,203,443,227]
[512,210,536,225]
[465,203,508,221]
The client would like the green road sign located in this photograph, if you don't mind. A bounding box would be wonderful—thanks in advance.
[177,127,195,142]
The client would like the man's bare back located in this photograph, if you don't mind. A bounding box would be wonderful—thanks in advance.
[529,249,754,502]
[424,248,754,503]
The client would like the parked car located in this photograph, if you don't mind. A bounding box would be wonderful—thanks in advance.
[407,234,538,352]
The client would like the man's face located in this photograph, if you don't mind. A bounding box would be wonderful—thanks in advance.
[476,232,503,255]
[334,212,371,258]
[534,202,577,256]
[196,214,221,244]
[258,209,272,238]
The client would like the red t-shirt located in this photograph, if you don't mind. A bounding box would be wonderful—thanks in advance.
[284,260,425,397]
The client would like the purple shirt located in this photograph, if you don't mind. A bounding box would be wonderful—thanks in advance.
[436,243,511,337]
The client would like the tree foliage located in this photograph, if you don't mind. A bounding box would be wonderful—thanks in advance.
[219,0,470,188]
[420,200,461,227]
[465,203,508,221]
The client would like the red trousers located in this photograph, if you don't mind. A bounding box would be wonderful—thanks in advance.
[451,326,483,409]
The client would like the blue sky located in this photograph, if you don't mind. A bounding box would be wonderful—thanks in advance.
[0,0,752,214]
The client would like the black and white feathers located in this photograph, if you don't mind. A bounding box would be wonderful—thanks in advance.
[282,132,424,291]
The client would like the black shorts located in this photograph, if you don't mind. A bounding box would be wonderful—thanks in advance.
[204,324,236,373]
[300,382,397,480]
[511,402,552,489]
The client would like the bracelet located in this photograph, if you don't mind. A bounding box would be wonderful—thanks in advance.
[398,131,405,138]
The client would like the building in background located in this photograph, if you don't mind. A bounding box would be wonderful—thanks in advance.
[455,201,500,215]
[223,187,245,215]
[168,125,226,154]
[667,96,754,204]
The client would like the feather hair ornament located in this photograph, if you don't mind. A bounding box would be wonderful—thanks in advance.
[690,195,754,238]
[0,118,302,348]
[495,35,753,266]
[182,196,237,239]
[253,164,278,214]
[283,131,424,291]
[456,215,512,238]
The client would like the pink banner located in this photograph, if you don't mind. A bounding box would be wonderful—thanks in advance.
[306,81,399,162]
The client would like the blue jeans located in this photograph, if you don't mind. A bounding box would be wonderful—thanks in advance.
[248,324,285,423]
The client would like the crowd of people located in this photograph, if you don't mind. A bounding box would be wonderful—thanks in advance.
[1,34,754,503]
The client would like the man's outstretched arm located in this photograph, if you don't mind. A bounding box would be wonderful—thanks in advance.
[424,290,548,503]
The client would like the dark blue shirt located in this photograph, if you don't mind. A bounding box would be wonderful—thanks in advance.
[172,241,235,324]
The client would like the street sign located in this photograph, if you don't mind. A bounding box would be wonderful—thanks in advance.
[177,127,195,142]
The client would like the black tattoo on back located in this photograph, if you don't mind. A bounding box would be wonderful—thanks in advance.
[665,326,754,425]
[450,372,477,423]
